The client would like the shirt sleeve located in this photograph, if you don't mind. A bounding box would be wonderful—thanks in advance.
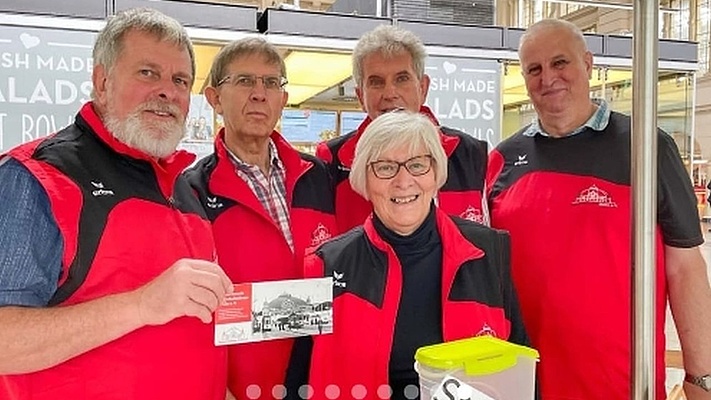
[656,131,704,248]
[0,157,63,307]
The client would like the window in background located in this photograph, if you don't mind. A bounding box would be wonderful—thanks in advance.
[281,109,337,154]
[340,111,368,135]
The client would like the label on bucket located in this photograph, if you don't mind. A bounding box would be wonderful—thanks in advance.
[432,376,496,400]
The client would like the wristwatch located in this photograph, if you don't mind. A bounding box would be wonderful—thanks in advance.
[685,372,711,391]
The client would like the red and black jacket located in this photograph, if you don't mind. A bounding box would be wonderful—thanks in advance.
[183,129,336,399]
[0,102,226,400]
[300,208,529,399]
[315,106,488,234]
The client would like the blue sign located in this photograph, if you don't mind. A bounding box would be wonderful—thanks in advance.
[340,111,366,135]
[281,110,337,143]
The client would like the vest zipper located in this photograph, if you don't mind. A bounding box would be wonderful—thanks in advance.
[166,195,198,256]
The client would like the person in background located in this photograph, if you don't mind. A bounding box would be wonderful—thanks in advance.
[316,25,489,234]
[187,116,198,139]
[0,8,231,399]
[183,37,336,400]
[487,18,711,400]
[300,111,528,400]
[197,115,213,140]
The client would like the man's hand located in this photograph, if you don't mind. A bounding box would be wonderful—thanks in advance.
[0,259,232,374]
[135,259,233,325]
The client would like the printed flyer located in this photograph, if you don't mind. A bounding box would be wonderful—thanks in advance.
[215,277,333,346]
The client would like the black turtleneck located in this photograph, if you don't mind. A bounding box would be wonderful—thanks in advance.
[373,204,444,400]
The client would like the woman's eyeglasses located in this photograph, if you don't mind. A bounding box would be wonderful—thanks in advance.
[369,155,434,179]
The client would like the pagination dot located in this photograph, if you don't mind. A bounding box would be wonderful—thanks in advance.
[377,384,392,399]
[404,384,420,400]
[351,384,368,399]
[325,384,341,399]
[299,384,314,399]
[272,384,287,399]
[246,384,261,399]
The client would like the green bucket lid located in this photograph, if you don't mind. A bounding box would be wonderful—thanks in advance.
[415,336,539,376]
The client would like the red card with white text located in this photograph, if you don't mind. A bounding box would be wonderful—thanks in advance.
[215,283,252,324]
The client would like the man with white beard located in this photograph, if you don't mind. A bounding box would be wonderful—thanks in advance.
[0,8,232,399]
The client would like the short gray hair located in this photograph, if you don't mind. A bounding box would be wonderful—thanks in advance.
[92,8,195,95]
[209,37,286,88]
[350,111,447,200]
[352,25,427,88]
[519,19,588,54]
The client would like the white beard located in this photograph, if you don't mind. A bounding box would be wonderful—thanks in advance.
[105,100,186,159]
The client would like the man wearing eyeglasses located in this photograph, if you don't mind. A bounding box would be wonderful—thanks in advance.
[316,25,489,234]
[183,38,336,400]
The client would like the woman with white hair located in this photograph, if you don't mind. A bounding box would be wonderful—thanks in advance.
[293,111,529,400]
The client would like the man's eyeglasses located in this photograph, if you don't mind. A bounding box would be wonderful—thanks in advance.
[369,155,434,179]
[217,74,288,91]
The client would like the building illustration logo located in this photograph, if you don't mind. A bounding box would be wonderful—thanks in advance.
[460,205,485,224]
[572,185,618,207]
[311,223,332,246]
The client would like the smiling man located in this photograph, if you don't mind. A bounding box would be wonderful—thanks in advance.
[183,38,335,399]
[316,25,489,234]
[487,19,711,400]
[0,8,232,399]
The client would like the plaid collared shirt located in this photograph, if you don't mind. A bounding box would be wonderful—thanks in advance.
[523,98,611,137]
[225,139,294,252]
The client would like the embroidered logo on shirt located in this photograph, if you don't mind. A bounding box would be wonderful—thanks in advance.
[476,323,497,338]
[90,181,114,197]
[460,205,485,224]
[311,223,332,246]
[206,196,224,209]
[337,164,351,172]
[514,154,529,166]
[572,185,618,207]
[333,270,346,288]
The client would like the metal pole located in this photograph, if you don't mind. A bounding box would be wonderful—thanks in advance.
[690,0,698,42]
[631,0,658,399]
[690,73,697,178]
